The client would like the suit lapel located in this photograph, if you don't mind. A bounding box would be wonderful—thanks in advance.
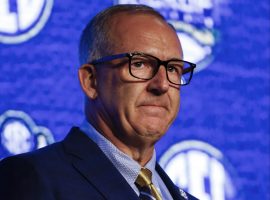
[156,164,189,200]
[62,127,138,200]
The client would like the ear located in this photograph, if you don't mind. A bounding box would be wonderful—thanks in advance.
[78,64,98,99]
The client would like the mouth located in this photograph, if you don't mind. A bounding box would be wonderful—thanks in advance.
[139,100,169,109]
[140,104,167,109]
[138,104,168,115]
[137,98,170,115]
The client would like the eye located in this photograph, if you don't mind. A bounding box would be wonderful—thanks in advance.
[132,61,145,68]
[131,55,156,71]
[167,62,183,75]
[167,65,178,73]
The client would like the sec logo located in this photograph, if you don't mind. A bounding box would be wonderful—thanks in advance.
[0,0,54,44]
[0,110,55,158]
[159,140,242,200]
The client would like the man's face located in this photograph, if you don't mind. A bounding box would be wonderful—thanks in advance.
[94,13,183,147]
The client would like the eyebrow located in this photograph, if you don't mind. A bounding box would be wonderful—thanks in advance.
[141,51,183,61]
[170,57,183,60]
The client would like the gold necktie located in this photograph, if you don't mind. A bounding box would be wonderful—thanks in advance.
[135,168,162,200]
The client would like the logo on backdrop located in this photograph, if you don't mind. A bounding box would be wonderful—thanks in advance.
[159,140,240,200]
[0,110,54,158]
[116,0,228,72]
[0,0,54,44]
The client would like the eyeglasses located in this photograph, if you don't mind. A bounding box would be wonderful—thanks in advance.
[90,52,196,86]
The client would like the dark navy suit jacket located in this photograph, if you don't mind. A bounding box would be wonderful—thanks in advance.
[0,127,198,200]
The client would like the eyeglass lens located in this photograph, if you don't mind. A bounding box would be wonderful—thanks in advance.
[130,54,192,85]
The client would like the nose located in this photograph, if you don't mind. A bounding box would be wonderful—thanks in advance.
[147,65,169,95]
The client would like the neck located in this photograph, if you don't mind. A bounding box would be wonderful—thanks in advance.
[96,118,155,166]
[85,111,155,166]
[114,140,155,166]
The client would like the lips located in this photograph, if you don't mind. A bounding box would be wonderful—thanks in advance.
[136,106,168,120]
[139,104,167,109]
[137,99,169,112]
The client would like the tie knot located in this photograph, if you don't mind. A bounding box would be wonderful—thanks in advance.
[135,168,163,200]
[135,168,153,187]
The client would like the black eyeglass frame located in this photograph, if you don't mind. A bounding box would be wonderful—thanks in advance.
[89,52,196,86]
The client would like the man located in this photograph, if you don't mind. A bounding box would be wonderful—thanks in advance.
[0,4,197,200]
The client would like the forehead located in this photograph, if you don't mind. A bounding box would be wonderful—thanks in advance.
[108,12,183,60]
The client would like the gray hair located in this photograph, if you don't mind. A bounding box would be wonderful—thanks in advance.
[78,4,166,65]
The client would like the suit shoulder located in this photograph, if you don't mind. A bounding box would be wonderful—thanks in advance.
[0,141,63,170]
[0,142,64,187]
[0,144,62,199]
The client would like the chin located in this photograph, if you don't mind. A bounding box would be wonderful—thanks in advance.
[130,117,170,140]
[140,126,167,139]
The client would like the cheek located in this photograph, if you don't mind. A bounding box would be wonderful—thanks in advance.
[111,74,145,119]
[112,85,146,136]
[174,93,180,113]
[170,93,180,123]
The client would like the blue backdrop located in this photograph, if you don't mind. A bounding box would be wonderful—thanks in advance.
[0,1,269,200]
